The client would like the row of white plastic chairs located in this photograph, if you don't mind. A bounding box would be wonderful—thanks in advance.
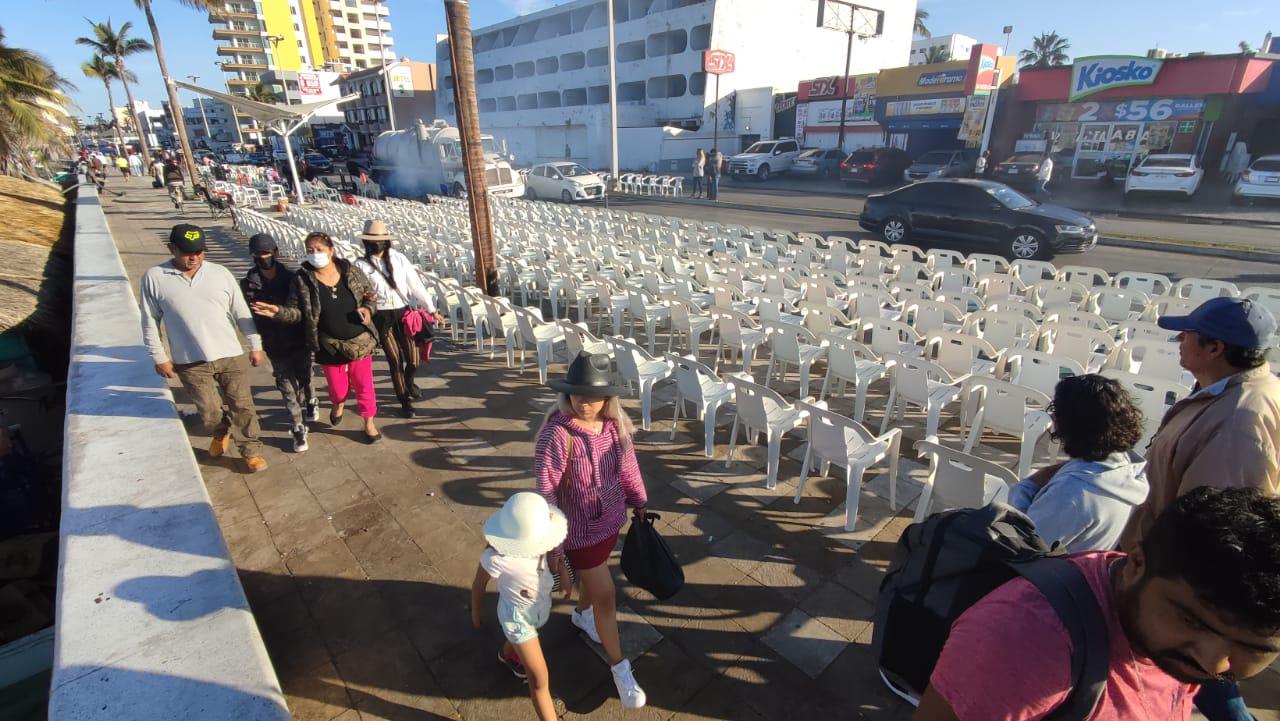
[617,174,684,197]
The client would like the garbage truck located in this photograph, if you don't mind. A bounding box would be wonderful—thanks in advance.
[370,119,524,199]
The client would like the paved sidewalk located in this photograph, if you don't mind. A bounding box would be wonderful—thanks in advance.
[99,175,1280,721]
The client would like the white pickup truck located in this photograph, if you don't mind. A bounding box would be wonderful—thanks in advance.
[728,138,803,181]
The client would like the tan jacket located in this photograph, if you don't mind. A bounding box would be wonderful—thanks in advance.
[1118,365,1280,551]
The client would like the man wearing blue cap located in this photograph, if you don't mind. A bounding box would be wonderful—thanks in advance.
[1118,295,1279,721]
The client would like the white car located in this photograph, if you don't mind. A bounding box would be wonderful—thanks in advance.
[525,161,606,202]
[1124,154,1203,199]
[728,139,802,181]
[1233,155,1280,204]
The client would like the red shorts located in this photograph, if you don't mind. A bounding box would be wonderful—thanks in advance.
[565,533,619,572]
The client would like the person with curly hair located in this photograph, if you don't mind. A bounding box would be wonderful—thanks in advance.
[1009,374,1148,553]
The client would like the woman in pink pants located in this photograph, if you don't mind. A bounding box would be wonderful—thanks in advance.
[251,232,383,443]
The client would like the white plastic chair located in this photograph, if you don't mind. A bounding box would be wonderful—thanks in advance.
[902,300,965,337]
[713,308,767,373]
[1029,279,1089,312]
[667,353,735,457]
[607,336,674,431]
[1114,271,1172,297]
[1036,322,1117,372]
[1044,309,1111,332]
[763,321,827,397]
[1139,296,1198,323]
[1101,369,1190,452]
[1089,288,1150,323]
[926,249,966,271]
[913,439,1018,522]
[922,331,997,379]
[861,318,923,359]
[1243,287,1280,319]
[512,306,566,384]
[818,333,887,423]
[960,377,1053,478]
[793,400,903,531]
[625,288,670,353]
[994,347,1084,399]
[480,296,518,367]
[961,310,1039,351]
[1057,265,1112,289]
[667,296,715,356]
[1172,278,1240,305]
[880,353,966,439]
[1010,259,1058,284]
[976,273,1026,302]
[965,253,1010,277]
[557,319,611,358]
[1105,339,1188,385]
[725,376,807,489]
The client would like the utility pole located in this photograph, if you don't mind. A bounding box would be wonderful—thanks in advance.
[606,0,618,186]
[836,26,855,153]
[444,0,497,296]
[376,0,396,132]
[187,75,212,149]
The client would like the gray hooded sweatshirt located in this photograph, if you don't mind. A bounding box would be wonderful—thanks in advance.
[1009,451,1149,554]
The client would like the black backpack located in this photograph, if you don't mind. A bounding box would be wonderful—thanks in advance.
[871,503,1110,721]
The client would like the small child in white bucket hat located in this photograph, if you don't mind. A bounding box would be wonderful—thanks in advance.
[471,492,569,720]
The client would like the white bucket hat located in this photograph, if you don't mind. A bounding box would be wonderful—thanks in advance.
[483,492,568,558]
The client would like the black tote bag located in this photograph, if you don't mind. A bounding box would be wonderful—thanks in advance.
[620,512,684,600]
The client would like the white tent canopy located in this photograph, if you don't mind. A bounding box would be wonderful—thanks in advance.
[174,80,357,206]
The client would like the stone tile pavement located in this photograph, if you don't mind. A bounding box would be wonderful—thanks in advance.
[99,176,1280,720]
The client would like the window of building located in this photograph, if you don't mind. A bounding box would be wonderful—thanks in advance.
[689,71,707,95]
[496,96,517,112]
[514,61,534,79]
[690,23,711,51]
[617,80,645,103]
[560,52,585,71]
[353,44,364,54]
[563,88,588,106]
[479,98,496,113]
[617,39,645,63]
[290,6,296,14]
[538,91,561,108]
[347,13,358,22]
[517,93,538,110]
[494,65,513,82]
[350,29,362,39]
[647,74,686,98]
[476,68,494,84]
[587,47,609,67]
[646,29,687,57]
[535,56,559,75]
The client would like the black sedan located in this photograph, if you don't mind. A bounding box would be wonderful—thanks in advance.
[858,179,1097,260]
[991,152,1047,191]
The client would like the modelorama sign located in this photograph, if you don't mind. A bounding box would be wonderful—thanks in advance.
[917,69,967,87]
[1069,55,1164,101]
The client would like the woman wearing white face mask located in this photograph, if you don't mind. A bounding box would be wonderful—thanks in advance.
[251,232,384,443]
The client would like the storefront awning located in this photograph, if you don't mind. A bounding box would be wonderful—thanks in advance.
[883,117,963,131]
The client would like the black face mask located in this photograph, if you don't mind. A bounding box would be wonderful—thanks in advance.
[363,241,389,256]
[254,255,275,270]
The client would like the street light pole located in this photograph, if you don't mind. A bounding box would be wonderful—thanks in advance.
[216,62,247,148]
[187,75,212,149]
[606,0,618,185]
[375,0,396,132]
[836,26,854,153]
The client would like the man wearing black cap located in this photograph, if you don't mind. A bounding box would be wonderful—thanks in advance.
[1117,296,1279,721]
[241,232,316,452]
[140,223,269,473]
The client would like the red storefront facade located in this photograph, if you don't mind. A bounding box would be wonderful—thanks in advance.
[1014,54,1276,180]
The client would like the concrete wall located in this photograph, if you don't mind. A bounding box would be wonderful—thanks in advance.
[49,184,290,721]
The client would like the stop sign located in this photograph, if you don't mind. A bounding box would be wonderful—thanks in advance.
[703,49,736,75]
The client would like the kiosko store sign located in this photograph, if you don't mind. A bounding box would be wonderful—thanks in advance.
[1070,55,1163,101]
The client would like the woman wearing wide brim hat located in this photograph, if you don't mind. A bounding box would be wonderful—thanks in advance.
[472,492,568,719]
[353,218,444,418]
[533,352,648,709]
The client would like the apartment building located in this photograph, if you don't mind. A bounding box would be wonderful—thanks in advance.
[336,61,437,150]
[208,0,395,144]
[434,0,915,170]
[909,33,978,65]
[182,97,238,150]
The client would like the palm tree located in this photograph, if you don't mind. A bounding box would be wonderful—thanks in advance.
[132,0,213,184]
[1019,32,1071,69]
[922,45,951,64]
[1239,41,1254,53]
[77,19,153,160]
[0,26,74,173]
[81,55,132,156]
[914,8,930,38]
[247,81,278,104]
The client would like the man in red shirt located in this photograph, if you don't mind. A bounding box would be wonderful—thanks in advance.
[913,487,1280,721]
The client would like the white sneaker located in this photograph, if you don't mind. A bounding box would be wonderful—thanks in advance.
[611,659,646,709]
[571,607,602,644]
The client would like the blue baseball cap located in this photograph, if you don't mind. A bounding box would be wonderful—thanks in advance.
[1158,297,1276,349]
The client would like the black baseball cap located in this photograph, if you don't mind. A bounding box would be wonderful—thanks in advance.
[248,233,277,254]
[1158,297,1276,350]
[168,224,206,253]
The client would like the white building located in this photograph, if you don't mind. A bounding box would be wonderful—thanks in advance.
[182,98,238,150]
[909,33,976,65]
[435,0,915,171]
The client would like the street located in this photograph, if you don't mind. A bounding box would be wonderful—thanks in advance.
[594,188,1280,290]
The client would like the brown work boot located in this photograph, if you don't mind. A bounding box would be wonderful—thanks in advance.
[208,432,230,457]
[243,456,268,473]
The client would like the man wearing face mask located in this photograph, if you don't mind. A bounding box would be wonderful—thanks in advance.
[241,233,316,452]
[353,219,443,418]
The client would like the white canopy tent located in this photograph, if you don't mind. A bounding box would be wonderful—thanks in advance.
[173,80,357,206]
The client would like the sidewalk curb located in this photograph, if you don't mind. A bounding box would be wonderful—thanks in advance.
[639,187,1280,229]
[622,195,1280,263]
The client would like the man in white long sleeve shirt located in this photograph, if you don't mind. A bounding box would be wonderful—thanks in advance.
[141,223,269,472]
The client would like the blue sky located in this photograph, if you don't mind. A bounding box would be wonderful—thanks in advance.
[8,0,1273,122]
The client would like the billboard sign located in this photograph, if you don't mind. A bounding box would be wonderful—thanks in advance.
[917,69,967,87]
[809,76,841,98]
[1070,55,1163,101]
[703,49,736,75]
[298,72,322,96]
[965,44,1000,95]
[1035,97,1203,123]
[388,65,414,97]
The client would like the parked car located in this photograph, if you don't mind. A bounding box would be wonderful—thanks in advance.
[791,148,844,179]
[903,149,975,182]
[1123,154,1203,200]
[247,153,270,165]
[728,139,802,181]
[303,152,333,172]
[840,146,910,186]
[858,179,1097,260]
[525,161,606,202]
[991,152,1050,191]
[1231,154,1280,204]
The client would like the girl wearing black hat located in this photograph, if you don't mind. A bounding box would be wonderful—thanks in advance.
[533,352,648,709]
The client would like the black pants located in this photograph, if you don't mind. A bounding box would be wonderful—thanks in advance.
[374,308,419,403]
[689,176,703,197]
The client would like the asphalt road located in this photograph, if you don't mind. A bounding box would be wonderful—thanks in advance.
[597,193,1280,289]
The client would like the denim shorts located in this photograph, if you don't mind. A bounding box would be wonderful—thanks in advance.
[498,598,551,645]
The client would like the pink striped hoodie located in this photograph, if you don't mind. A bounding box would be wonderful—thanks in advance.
[534,411,648,554]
